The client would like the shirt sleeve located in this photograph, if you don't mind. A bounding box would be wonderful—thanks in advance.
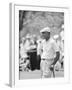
[52,40,59,52]
[37,41,43,55]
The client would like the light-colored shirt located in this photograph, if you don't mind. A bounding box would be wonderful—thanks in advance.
[37,39,43,55]
[20,43,28,58]
[20,40,37,58]
[40,38,59,59]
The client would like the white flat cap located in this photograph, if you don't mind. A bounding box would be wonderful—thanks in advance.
[53,35,59,39]
[62,24,64,29]
[60,30,64,40]
[40,27,50,33]
[26,34,31,39]
[22,37,25,40]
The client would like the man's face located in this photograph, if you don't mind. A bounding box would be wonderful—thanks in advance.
[41,32,50,40]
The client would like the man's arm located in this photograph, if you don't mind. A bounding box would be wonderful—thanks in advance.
[51,51,60,65]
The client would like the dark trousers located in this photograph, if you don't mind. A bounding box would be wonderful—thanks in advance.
[28,51,41,70]
[28,51,37,70]
[37,55,41,69]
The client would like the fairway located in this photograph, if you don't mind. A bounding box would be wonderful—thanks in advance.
[19,70,64,79]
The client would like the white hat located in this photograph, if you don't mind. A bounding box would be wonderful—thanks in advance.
[60,31,64,40]
[22,37,25,40]
[53,35,59,39]
[62,24,64,29]
[40,27,50,33]
[26,34,31,39]
[21,37,25,42]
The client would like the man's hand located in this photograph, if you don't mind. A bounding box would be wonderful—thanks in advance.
[50,65,54,71]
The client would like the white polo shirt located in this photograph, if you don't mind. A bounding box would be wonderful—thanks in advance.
[40,38,59,59]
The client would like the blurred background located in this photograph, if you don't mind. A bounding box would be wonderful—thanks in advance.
[19,11,64,40]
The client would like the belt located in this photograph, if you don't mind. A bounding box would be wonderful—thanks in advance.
[42,59,46,61]
[26,57,29,59]
[42,58,53,61]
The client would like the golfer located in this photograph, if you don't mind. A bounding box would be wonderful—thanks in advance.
[40,27,60,78]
